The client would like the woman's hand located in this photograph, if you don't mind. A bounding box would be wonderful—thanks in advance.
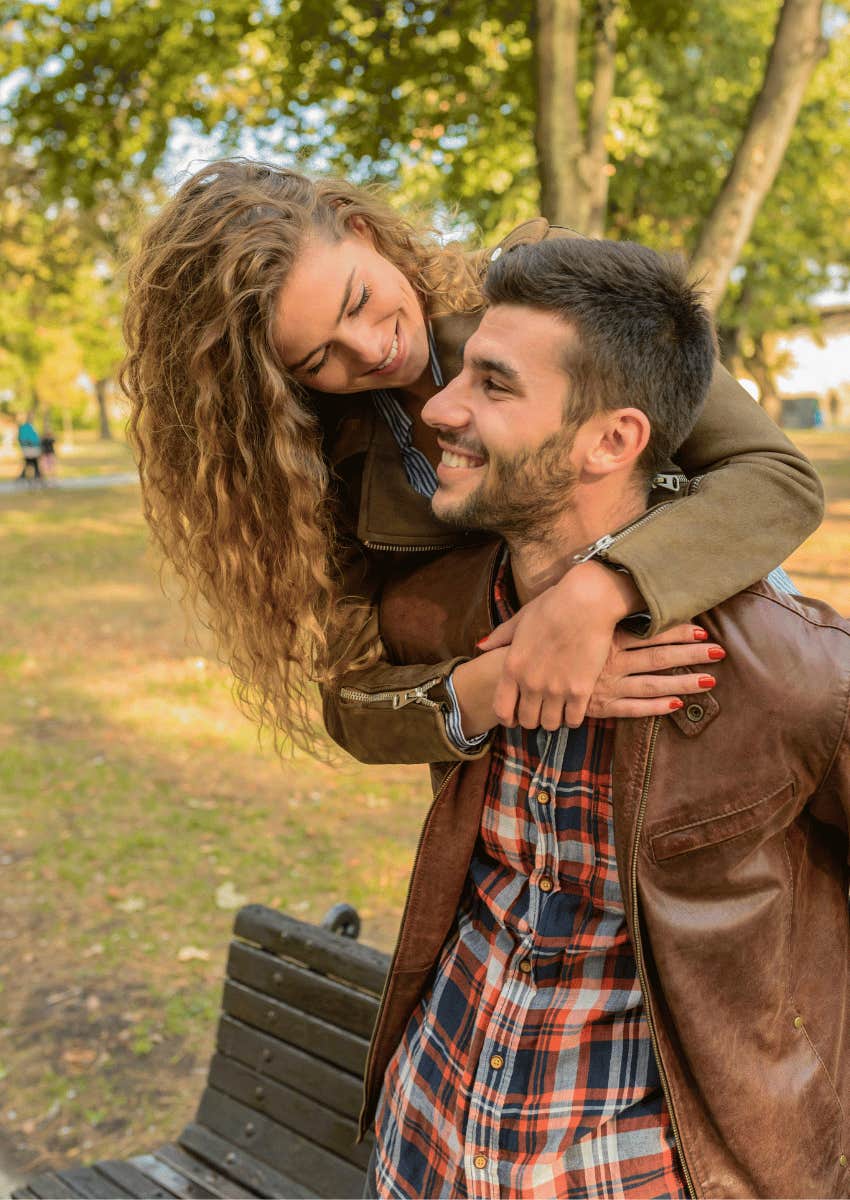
[476,561,724,730]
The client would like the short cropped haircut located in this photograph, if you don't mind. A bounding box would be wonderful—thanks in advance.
[484,238,717,476]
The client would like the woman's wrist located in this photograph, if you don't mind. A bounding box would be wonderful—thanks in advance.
[556,560,644,625]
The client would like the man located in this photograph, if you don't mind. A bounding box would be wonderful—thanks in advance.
[359,237,850,1199]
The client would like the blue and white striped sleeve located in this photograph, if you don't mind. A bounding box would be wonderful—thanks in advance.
[443,671,490,751]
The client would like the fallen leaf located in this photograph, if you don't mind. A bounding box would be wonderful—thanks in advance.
[177,945,210,962]
[116,896,145,913]
[215,881,247,910]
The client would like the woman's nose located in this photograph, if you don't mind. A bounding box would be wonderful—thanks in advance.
[339,324,387,371]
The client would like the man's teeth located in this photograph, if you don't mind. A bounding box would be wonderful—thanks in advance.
[377,336,399,371]
[442,449,483,468]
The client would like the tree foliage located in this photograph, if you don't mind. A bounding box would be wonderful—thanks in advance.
[1,0,847,405]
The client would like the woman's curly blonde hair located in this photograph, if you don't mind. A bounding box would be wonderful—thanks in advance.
[122,159,484,753]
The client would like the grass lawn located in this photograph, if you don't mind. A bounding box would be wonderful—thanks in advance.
[1,429,848,1176]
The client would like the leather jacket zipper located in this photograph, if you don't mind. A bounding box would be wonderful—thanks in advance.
[629,719,697,1198]
[338,677,444,711]
[363,539,455,552]
[358,761,462,1138]
[573,473,703,566]
[573,503,675,564]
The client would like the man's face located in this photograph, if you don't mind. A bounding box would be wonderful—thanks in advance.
[422,305,581,539]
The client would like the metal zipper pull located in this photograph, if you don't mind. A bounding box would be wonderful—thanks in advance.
[572,533,616,564]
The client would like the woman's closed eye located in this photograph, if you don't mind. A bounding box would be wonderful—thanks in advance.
[305,284,372,377]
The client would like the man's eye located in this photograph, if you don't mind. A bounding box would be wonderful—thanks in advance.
[483,377,507,393]
[349,283,371,316]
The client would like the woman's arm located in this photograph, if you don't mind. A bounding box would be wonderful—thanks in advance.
[583,362,823,632]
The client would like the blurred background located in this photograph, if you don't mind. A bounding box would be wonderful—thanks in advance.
[1,0,849,1187]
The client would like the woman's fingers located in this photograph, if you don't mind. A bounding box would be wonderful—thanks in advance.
[616,671,716,699]
[477,612,519,651]
[616,623,709,651]
[590,696,694,719]
[616,641,724,674]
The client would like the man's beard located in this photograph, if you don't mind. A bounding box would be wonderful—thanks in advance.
[433,425,579,543]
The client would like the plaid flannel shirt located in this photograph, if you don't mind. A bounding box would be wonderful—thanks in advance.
[374,559,687,1199]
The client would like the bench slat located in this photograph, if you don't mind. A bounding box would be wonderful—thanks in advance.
[227,943,379,1040]
[54,1165,136,1198]
[178,1122,313,1199]
[234,906,388,995]
[206,1054,372,1170]
[95,1159,177,1199]
[217,1014,363,1120]
[195,1088,363,1198]
[222,981,369,1076]
[129,1152,223,1200]
[14,1174,80,1200]
[152,1144,256,1200]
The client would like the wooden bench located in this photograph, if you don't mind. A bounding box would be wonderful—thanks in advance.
[13,904,389,1200]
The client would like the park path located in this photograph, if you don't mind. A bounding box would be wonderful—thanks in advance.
[0,472,138,495]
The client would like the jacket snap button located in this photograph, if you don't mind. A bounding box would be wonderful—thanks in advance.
[841,1155,848,1168]
[473,1154,488,1169]
[686,703,705,722]
[793,1015,803,1030]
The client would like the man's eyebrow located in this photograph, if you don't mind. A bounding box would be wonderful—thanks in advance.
[288,267,356,370]
[470,354,520,383]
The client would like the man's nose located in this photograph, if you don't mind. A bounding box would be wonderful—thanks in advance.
[422,378,469,429]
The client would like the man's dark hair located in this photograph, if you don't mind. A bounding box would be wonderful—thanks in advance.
[484,237,717,476]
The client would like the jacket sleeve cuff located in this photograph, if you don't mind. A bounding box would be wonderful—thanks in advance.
[443,671,491,751]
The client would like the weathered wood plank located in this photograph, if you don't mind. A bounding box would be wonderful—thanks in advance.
[206,1054,372,1170]
[195,1088,363,1198]
[226,944,378,1040]
[216,1015,363,1120]
[177,1122,313,1199]
[221,981,369,1076]
[94,1159,176,1199]
[13,1173,81,1200]
[129,1152,223,1200]
[55,1165,135,1198]
[151,1145,255,1200]
[233,906,388,996]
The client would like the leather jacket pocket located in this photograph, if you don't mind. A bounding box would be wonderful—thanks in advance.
[650,779,797,862]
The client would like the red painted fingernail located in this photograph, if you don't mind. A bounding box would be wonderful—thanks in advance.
[475,637,488,648]
[669,699,684,711]
[707,647,726,660]
[692,628,708,641]
[698,675,716,688]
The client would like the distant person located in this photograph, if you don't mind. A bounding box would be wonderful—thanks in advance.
[17,412,42,483]
[41,420,57,480]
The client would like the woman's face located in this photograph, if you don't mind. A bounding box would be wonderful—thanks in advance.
[273,226,431,394]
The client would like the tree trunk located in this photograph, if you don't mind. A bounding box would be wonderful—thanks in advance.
[583,0,619,236]
[534,0,619,234]
[743,335,782,424]
[95,377,113,440]
[535,0,584,226]
[689,0,827,313]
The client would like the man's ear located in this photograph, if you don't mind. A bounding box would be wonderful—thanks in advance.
[578,408,651,478]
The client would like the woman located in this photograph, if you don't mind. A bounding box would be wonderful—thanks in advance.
[122,159,822,761]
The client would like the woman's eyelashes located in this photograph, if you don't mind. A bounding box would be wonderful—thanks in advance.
[350,283,371,316]
[305,284,372,376]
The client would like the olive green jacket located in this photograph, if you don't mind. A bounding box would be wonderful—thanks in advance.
[321,219,824,764]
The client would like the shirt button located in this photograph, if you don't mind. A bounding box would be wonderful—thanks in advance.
[535,789,551,804]
[539,875,554,892]
[490,1053,505,1070]
[518,958,533,974]
[473,1153,488,1169]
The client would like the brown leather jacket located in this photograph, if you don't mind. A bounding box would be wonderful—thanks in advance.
[321,219,824,766]
[359,539,850,1199]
